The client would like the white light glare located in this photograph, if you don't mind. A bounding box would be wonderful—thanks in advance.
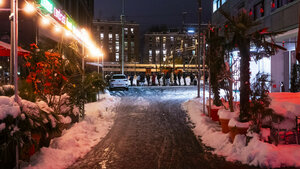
[54,26,61,33]
[42,16,50,26]
[24,2,35,13]
[65,30,71,37]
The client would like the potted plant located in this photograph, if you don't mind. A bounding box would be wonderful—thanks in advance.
[206,27,226,121]
[220,9,286,142]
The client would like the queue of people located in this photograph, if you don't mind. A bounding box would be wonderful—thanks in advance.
[125,72,200,86]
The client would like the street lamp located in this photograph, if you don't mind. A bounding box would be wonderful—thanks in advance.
[24,2,35,13]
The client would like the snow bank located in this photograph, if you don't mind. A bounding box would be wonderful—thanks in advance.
[182,98,300,168]
[218,109,239,119]
[0,96,20,120]
[23,94,120,169]
[269,92,300,118]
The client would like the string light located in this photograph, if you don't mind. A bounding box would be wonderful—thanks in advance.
[271,0,275,8]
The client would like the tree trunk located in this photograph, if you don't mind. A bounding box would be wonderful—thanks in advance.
[229,78,234,112]
[238,40,251,121]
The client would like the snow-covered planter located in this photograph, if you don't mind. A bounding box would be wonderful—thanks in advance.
[218,109,239,133]
[228,117,250,142]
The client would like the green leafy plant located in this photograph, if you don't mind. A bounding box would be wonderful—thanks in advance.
[220,9,286,122]
[290,63,300,92]
[249,73,283,134]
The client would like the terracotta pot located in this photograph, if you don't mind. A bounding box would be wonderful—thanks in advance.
[219,118,230,133]
[210,108,220,121]
[228,126,249,143]
[32,133,41,146]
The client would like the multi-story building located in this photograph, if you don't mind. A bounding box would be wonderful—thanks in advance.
[144,27,198,67]
[212,0,300,92]
[93,20,140,63]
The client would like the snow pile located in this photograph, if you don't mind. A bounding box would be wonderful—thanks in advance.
[269,92,300,118]
[218,109,239,119]
[182,98,300,168]
[0,96,20,120]
[228,118,250,128]
[269,92,300,130]
[23,94,120,169]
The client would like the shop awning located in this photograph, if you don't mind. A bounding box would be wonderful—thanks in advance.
[0,41,30,57]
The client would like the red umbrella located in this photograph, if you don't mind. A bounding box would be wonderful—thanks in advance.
[0,41,30,57]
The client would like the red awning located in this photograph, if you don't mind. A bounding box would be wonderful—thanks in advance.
[0,41,30,57]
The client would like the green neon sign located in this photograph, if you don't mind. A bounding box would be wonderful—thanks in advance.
[41,0,54,13]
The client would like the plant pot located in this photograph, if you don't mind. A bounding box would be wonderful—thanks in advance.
[228,126,248,142]
[219,118,230,133]
[32,133,41,145]
[228,118,250,143]
[210,108,220,121]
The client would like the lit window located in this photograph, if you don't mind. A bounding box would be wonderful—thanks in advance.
[130,28,134,34]
[116,34,119,41]
[163,37,166,43]
[124,28,128,35]
[100,33,104,40]
[116,53,119,61]
[149,50,152,56]
[109,33,113,40]
[163,43,166,49]
[170,37,174,42]
[125,42,128,50]
[163,50,167,55]
[156,50,160,55]
[156,37,160,43]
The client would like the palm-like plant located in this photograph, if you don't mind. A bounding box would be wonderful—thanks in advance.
[220,9,286,122]
[207,29,226,107]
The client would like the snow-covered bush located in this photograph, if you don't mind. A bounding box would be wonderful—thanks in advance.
[0,85,15,97]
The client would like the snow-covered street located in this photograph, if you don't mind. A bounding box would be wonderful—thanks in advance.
[21,86,299,169]
[66,86,260,169]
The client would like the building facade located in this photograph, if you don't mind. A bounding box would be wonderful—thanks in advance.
[143,28,198,69]
[93,20,140,63]
[212,0,300,92]
[0,0,94,46]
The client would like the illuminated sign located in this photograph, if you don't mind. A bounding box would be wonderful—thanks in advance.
[187,28,195,34]
[54,8,66,24]
[41,0,53,13]
[66,18,73,31]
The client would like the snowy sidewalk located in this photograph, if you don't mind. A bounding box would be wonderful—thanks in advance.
[22,94,120,169]
[182,98,300,168]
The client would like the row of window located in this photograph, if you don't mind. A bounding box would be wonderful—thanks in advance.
[114,53,135,62]
[97,26,135,34]
[214,0,296,15]
[100,33,135,41]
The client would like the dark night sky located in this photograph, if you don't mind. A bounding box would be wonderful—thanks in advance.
[94,0,212,32]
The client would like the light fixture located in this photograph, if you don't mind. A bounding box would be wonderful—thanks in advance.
[54,26,61,33]
[65,30,71,37]
[24,2,35,13]
[0,0,3,6]
[41,16,50,26]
